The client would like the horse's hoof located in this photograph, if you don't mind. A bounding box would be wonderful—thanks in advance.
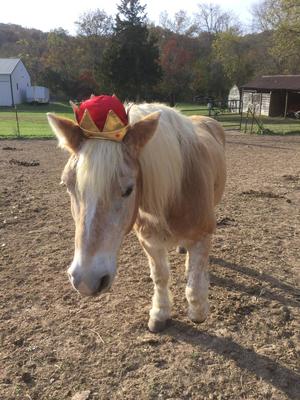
[148,318,167,333]
[176,246,187,254]
[189,315,207,324]
[188,306,209,324]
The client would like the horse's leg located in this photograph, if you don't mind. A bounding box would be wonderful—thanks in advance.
[140,238,171,333]
[185,235,211,323]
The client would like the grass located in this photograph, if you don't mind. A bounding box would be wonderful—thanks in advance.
[178,103,300,134]
[176,103,210,116]
[242,115,300,135]
[0,102,299,138]
[0,102,73,138]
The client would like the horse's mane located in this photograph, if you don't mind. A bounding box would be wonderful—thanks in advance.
[77,103,198,231]
[129,103,198,230]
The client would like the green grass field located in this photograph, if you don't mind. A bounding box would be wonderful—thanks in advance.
[0,103,73,138]
[0,102,299,138]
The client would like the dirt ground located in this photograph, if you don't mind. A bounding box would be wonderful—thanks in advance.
[0,132,299,400]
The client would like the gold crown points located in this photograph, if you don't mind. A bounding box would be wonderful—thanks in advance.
[70,101,129,142]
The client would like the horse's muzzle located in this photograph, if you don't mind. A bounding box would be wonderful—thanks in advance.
[68,269,111,296]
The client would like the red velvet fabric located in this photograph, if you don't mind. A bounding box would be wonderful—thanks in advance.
[75,95,128,131]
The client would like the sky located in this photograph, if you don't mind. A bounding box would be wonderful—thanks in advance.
[1,0,258,34]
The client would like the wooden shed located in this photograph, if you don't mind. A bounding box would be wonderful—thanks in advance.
[241,75,300,117]
[0,58,31,106]
[228,85,241,112]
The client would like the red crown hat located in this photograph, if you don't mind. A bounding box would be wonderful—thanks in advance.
[70,95,129,142]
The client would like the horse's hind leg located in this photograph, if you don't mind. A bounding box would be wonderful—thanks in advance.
[140,238,171,333]
[185,235,211,323]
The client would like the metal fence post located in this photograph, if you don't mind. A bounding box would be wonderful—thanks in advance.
[14,105,20,137]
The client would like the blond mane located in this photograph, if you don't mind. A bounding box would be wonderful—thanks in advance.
[77,103,198,229]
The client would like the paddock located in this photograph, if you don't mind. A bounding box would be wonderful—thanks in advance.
[0,132,299,399]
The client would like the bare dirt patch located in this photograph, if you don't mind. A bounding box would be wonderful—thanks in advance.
[0,133,299,400]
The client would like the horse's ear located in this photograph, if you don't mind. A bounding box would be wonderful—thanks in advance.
[124,112,160,155]
[47,113,85,153]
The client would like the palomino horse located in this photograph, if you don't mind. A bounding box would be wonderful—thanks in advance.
[47,103,226,332]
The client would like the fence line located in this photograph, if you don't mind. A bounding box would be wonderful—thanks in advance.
[0,104,71,138]
[1,103,300,138]
[180,104,242,131]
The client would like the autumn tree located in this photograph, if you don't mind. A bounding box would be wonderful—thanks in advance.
[213,28,254,86]
[159,10,197,36]
[75,9,113,91]
[75,9,113,37]
[191,53,229,100]
[101,0,162,100]
[41,29,87,98]
[252,0,300,73]
[159,35,194,104]
[16,37,47,85]
[194,2,238,34]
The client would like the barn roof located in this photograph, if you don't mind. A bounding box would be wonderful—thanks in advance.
[0,58,20,74]
[242,75,300,91]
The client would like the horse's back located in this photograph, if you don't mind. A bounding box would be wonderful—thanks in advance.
[133,105,226,238]
[189,115,225,147]
[189,115,226,207]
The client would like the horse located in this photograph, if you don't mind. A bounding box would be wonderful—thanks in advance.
[47,103,226,332]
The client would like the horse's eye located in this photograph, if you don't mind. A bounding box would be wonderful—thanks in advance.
[122,186,133,198]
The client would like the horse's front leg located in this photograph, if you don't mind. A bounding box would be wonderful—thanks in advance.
[140,238,171,333]
[185,235,211,323]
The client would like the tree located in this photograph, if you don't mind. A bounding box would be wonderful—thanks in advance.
[191,55,229,101]
[102,0,162,100]
[194,2,238,34]
[42,29,86,98]
[159,10,197,36]
[159,35,194,104]
[213,29,254,86]
[252,0,300,73]
[75,9,113,37]
[16,38,47,85]
[75,9,113,85]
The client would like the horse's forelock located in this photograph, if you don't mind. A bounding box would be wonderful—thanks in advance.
[76,139,125,203]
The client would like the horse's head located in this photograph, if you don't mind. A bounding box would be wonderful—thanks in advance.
[48,111,160,296]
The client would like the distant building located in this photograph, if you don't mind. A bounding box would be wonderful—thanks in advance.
[0,58,31,106]
[228,85,241,113]
[241,75,300,117]
[26,86,50,104]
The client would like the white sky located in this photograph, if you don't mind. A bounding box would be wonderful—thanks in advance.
[1,0,258,34]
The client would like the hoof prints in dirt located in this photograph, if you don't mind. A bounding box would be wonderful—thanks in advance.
[217,217,236,227]
[2,146,19,151]
[240,189,285,199]
[282,174,299,182]
[9,158,39,167]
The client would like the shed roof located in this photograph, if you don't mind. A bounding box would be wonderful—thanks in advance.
[0,58,20,74]
[242,75,300,91]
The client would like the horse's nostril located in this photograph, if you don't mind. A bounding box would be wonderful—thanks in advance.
[97,275,110,293]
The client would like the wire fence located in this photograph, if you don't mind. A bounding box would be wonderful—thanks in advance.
[180,104,242,131]
[0,103,73,138]
[1,103,300,138]
[176,103,300,135]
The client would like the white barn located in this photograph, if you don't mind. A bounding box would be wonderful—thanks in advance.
[0,58,31,106]
[228,85,241,112]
